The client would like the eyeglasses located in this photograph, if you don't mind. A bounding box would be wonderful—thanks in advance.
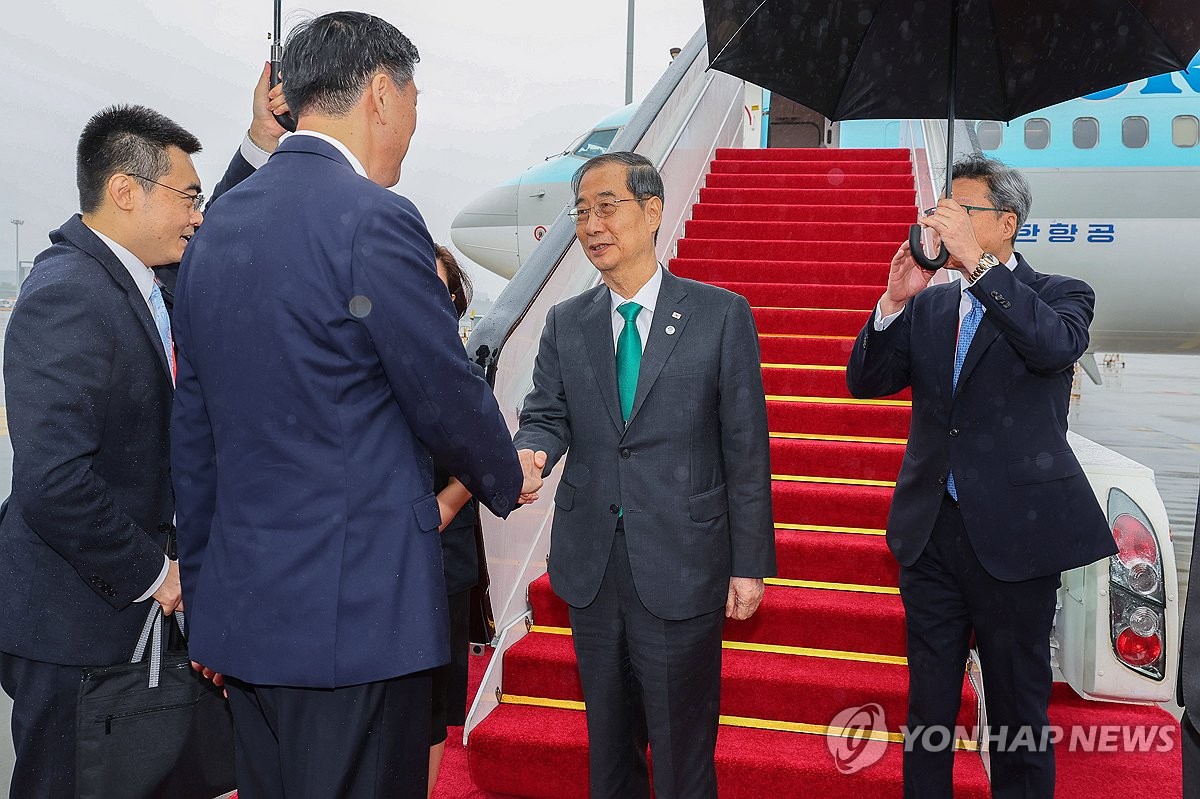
[923,204,1011,216]
[128,174,205,212]
[567,197,647,224]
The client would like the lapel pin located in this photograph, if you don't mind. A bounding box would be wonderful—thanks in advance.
[671,312,681,319]
[665,325,676,335]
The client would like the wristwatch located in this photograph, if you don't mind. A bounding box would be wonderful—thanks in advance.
[967,252,1000,283]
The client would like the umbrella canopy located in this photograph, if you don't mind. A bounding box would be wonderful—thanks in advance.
[705,0,1200,123]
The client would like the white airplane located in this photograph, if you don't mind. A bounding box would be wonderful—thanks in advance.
[450,51,1200,356]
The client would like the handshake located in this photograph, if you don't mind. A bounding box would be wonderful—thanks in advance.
[517,449,547,506]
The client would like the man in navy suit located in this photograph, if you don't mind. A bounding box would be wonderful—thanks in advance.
[847,154,1117,798]
[172,12,532,797]
[0,80,285,797]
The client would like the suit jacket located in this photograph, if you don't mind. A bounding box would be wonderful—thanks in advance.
[172,134,524,688]
[1180,487,1200,727]
[433,361,485,597]
[846,255,1116,581]
[0,150,261,667]
[515,269,776,621]
[0,216,174,666]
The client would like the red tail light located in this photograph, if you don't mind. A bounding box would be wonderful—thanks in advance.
[1112,513,1158,566]
[1115,628,1162,667]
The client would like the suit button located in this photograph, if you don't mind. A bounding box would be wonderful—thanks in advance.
[949,428,960,437]
[620,448,631,459]
[158,523,173,534]
[609,504,620,514]
[938,476,947,485]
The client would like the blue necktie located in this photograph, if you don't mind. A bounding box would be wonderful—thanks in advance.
[149,282,174,382]
[947,293,983,500]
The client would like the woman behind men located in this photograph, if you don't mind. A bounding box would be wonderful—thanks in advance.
[429,244,480,796]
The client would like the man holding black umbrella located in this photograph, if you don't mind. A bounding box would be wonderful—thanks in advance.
[847,154,1117,798]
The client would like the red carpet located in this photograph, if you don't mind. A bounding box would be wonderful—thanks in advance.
[453,146,1181,797]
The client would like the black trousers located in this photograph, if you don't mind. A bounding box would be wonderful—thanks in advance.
[568,526,725,799]
[224,670,433,799]
[899,493,1060,799]
[1184,711,1200,797]
[0,652,82,799]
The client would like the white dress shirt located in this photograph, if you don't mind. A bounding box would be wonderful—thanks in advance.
[84,225,172,603]
[873,253,1020,333]
[609,265,663,354]
[279,130,368,178]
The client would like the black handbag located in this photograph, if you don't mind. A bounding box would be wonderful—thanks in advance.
[75,604,237,799]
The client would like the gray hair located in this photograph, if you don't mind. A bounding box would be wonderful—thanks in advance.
[571,151,664,205]
[282,11,420,119]
[951,153,1032,243]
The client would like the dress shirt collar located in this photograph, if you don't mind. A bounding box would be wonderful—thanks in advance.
[281,130,368,178]
[87,225,155,303]
[609,264,663,318]
[960,253,1018,296]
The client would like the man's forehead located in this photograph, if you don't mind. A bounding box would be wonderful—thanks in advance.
[576,164,627,202]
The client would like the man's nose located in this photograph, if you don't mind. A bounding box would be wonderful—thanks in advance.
[190,208,204,227]
[584,212,605,235]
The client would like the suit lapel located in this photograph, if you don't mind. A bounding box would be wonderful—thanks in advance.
[624,272,688,431]
[579,287,625,434]
[62,216,173,381]
[929,285,959,404]
[954,261,1036,394]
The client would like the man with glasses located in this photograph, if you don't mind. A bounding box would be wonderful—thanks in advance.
[847,154,1116,798]
[0,71,288,797]
[515,151,776,799]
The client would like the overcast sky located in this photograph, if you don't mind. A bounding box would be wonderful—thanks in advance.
[0,1,706,298]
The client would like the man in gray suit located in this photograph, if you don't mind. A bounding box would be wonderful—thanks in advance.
[515,151,776,799]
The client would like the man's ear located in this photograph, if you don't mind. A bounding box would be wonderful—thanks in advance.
[369,72,391,122]
[645,195,663,231]
[107,173,139,211]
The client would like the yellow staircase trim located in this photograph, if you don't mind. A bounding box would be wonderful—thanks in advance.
[766,394,911,407]
[770,431,907,445]
[759,333,856,340]
[775,522,887,537]
[752,306,874,313]
[764,577,899,595]
[761,363,846,371]
[772,474,897,488]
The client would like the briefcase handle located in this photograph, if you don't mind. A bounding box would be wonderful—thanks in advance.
[130,603,187,689]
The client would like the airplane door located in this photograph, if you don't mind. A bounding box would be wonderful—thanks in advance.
[516,163,576,265]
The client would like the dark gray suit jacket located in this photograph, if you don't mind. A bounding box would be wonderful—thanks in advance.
[515,269,776,621]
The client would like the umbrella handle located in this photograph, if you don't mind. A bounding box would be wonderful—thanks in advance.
[908,224,949,272]
[270,45,297,133]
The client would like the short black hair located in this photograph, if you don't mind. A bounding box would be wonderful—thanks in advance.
[282,11,420,119]
[76,105,201,214]
[434,244,473,319]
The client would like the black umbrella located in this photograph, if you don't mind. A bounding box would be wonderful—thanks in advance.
[704,0,1200,269]
[270,0,297,132]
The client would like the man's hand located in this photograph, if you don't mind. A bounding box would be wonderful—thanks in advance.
[517,449,547,505]
[151,560,183,615]
[726,577,765,621]
[191,661,227,698]
[917,198,985,275]
[878,241,935,317]
[247,61,291,154]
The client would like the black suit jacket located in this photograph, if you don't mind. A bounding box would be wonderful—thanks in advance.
[433,361,485,596]
[1180,487,1200,725]
[0,151,256,667]
[0,216,176,666]
[846,255,1116,581]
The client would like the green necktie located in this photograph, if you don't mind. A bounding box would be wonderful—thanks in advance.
[616,301,643,423]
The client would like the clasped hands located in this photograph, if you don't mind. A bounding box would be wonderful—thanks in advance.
[517,449,547,505]
[879,199,986,316]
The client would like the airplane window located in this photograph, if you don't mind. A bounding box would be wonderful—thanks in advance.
[573,128,619,159]
[1024,118,1050,150]
[1072,117,1099,149]
[1172,115,1199,147]
[976,121,1002,150]
[1122,116,1149,148]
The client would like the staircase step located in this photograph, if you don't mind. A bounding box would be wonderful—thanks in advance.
[716,147,911,161]
[770,438,904,483]
[776,528,898,587]
[692,203,916,224]
[753,308,871,336]
[529,573,907,656]
[706,172,915,190]
[712,160,914,176]
[759,334,858,366]
[773,481,895,530]
[699,187,915,206]
[677,238,899,264]
[686,219,912,243]
[721,281,882,309]
[763,365,910,401]
[501,631,976,734]
[768,399,910,440]
[672,258,890,288]
[468,704,990,799]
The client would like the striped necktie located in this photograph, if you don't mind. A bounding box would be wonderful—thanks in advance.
[947,293,983,500]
